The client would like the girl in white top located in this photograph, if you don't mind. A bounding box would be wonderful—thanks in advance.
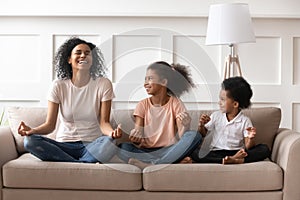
[192,77,270,164]
[117,61,202,169]
[18,37,122,163]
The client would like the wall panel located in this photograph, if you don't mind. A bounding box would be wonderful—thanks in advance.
[112,35,162,83]
[0,16,299,131]
[293,103,300,131]
[294,37,300,85]
[239,37,281,85]
[0,35,40,82]
[0,34,46,102]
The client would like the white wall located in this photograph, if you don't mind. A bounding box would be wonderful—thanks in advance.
[0,0,300,131]
[1,0,300,18]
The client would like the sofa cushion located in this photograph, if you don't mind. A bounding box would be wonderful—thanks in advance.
[3,153,142,191]
[7,107,58,154]
[242,107,281,150]
[143,161,283,192]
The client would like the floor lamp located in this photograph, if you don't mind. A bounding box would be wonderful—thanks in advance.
[205,3,256,79]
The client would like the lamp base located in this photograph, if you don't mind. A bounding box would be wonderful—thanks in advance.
[224,54,242,79]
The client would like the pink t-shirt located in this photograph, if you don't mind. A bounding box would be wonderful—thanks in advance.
[48,77,114,142]
[134,96,186,148]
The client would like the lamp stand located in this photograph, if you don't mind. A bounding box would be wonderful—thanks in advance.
[224,44,242,79]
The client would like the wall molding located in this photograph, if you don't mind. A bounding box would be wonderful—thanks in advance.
[1,0,300,18]
[0,12,299,131]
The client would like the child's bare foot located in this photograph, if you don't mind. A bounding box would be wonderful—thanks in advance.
[232,149,248,159]
[180,157,193,164]
[222,156,244,164]
[128,158,152,169]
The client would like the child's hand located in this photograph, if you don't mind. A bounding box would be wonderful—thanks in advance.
[129,128,144,146]
[111,124,122,139]
[199,114,210,127]
[18,121,34,136]
[176,112,191,127]
[246,127,256,139]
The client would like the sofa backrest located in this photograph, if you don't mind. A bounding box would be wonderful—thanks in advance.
[242,107,281,150]
[110,107,281,150]
[7,106,281,155]
[7,107,57,154]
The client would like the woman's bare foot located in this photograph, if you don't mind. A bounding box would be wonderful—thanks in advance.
[180,157,193,164]
[128,158,152,169]
[222,156,244,164]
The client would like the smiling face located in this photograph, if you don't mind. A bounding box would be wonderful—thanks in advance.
[144,69,167,95]
[218,89,239,114]
[68,43,93,72]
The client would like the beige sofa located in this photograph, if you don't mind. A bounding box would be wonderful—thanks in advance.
[1,106,300,200]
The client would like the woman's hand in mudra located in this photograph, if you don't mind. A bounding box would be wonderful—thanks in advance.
[18,121,35,136]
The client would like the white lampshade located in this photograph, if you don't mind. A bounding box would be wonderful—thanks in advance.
[206,3,256,45]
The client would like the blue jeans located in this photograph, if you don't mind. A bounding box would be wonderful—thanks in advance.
[117,130,202,164]
[24,134,117,163]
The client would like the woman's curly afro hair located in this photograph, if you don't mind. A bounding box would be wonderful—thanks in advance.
[54,37,106,80]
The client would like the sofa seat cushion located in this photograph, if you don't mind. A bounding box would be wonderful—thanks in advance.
[3,153,142,191]
[143,161,283,192]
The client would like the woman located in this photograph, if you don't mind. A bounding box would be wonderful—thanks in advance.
[18,37,122,163]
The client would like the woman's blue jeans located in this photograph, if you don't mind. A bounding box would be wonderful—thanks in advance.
[117,130,202,164]
[24,134,117,163]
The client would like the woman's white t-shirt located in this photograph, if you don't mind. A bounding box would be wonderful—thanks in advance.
[47,77,114,142]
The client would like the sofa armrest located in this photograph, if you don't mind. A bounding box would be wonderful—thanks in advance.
[0,126,18,167]
[271,128,300,200]
[0,126,18,199]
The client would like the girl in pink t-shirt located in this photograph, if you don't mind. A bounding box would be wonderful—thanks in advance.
[117,61,202,169]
